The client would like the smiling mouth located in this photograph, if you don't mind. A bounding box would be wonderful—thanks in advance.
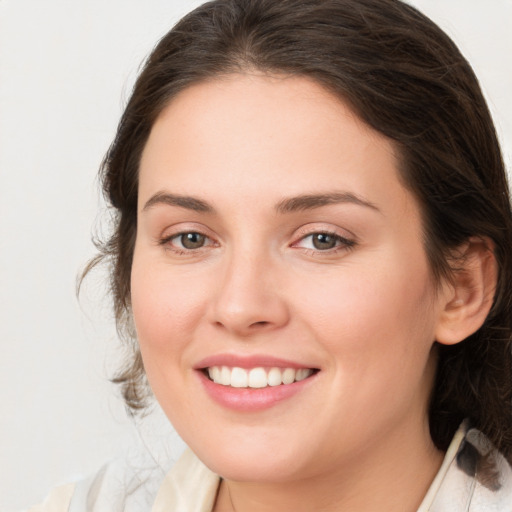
[203,366,318,389]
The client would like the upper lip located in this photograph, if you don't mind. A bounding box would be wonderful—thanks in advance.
[194,353,318,370]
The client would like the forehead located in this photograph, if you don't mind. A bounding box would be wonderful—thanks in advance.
[145,73,389,155]
[138,73,414,220]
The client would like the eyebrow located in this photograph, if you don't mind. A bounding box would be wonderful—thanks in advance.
[142,190,380,215]
[142,192,213,213]
[275,192,380,214]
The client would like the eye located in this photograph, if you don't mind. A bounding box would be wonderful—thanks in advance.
[309,233,339,250]
[161,231,214,251]
[177,232,207,250]
[294,231,355,252]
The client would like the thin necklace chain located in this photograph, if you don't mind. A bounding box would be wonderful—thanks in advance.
[227,482,237,512]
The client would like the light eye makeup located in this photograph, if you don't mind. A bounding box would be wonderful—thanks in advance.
[294,231,356,252]
[291,229,357,257]
[290,222,359,257]
[155,223,357,257]
[158,229,218,255]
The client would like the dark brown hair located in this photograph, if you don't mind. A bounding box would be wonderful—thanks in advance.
[90,0,512,457]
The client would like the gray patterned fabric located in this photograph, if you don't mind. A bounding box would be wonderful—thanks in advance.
[426,424,512,511]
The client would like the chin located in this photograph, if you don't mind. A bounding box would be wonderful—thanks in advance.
[203,450,306,483]
[179,426,311,482]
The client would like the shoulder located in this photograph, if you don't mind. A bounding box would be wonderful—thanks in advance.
[23,483,75,512]
[23,448,220,512]
[459,427,512,510]
[23,454,165,512]
[153,449,220,511]
[430,422,512,511]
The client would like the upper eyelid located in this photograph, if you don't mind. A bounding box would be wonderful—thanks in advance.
[156,222,356,246]
[292,232,355,249]
[289,223,358,254]
[160,230,216,246]
[292,223,356,241]
[159,222,217,239]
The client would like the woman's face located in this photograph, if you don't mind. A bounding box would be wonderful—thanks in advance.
[132,74,448,482]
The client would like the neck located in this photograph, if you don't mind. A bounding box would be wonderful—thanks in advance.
[214,417,443,512]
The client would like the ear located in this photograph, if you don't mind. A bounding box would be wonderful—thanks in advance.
[435,237,497,346]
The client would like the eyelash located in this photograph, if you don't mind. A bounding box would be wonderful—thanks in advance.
[159,231,217,254]
[158,229,356,256]
[292,231,356,255]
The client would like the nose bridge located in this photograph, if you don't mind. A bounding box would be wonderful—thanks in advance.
[210,237,288,334]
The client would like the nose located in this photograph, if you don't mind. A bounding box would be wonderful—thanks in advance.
[208,248,290,336]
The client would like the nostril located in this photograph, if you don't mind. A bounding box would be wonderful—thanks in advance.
[250,321,270,328]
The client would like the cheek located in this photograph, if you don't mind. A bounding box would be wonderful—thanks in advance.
[130,254,214,419]
[297,252,438,378]
[298,265,438,446]
[130,254,207,367]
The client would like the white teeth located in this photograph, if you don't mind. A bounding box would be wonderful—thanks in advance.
[296,368,312,382]
[267,367,283,387]
[282,368,296,385]
[206,366,315,388]
[248,367,267,388]
[220,366,231,386]
[209,366,220,382]
[231,367,248,388]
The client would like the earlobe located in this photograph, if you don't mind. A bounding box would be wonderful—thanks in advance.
[435,237,497,346]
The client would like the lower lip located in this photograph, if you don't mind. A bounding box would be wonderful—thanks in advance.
[197,371,317,412]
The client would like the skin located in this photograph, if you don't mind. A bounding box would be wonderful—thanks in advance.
[131,74,456,511]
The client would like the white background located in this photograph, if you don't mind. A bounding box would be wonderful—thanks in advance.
[0,1,511,510]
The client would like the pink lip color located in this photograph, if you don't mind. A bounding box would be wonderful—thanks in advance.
[195,354,318,411]
[194,353,312,370]
[198,372,315,411]
[198,371,316,411]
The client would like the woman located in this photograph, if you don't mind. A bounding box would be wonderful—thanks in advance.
[29,0,512,510]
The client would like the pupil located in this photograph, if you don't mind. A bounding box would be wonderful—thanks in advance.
[312,233,336,250]
[181,232,205,249]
